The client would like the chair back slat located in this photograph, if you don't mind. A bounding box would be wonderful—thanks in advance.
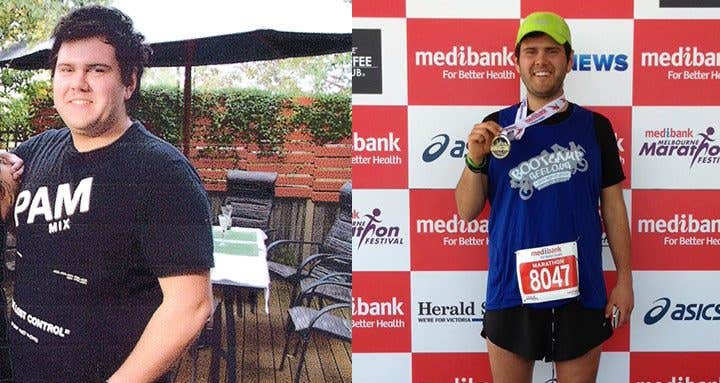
[320,182,351,257]
[224,170,278,230]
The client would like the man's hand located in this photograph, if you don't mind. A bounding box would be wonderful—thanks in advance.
[605,279,634,328]
[0,151,24,180]
[467,121,502,164]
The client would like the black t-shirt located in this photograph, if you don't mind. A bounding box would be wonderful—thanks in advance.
[10,122,214,382]
[481,103,625,188]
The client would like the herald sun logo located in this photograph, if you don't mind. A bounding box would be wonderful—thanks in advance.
[644,297,720,325]
[417,300,484,324]
[639,126,720,167]
[14,177,93,234]
[572,53,629,72]
[422,134,467,162]
[353,208,404,249]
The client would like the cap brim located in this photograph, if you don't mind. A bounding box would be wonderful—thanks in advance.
[517,29,568,46]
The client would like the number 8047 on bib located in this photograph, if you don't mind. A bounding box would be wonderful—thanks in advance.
[515,241,580,304]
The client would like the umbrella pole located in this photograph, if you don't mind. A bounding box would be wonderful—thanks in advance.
[182,41,196,158]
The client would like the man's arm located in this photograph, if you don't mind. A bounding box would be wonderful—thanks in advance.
[455,167,489,221]
[600,183,633,327]
[455,121,501,221]
[107,271,213,383]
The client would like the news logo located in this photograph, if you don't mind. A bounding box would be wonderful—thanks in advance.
[573,53,629,72]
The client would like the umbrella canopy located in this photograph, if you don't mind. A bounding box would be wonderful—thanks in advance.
[0,0,351,68]
[0,0,351,154]
[0,30,350,69]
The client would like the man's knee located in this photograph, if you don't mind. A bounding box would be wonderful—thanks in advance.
[555,345,602,383]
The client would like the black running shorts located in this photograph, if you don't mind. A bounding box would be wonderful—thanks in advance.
[481,299,613,362]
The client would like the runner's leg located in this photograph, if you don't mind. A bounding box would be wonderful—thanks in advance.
[486,338,534,383]
[554,344,601,383]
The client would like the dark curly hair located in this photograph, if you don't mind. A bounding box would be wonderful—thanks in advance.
[49,6,152,104]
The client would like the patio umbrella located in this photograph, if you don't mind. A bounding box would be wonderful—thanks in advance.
[0,0,351,155]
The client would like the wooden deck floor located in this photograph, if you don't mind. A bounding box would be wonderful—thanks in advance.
[173,279,352,383]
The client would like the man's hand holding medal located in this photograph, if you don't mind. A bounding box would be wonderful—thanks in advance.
[467,121,503,170]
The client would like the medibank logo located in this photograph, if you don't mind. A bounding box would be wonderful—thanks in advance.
[634,21,720,105]
[633,190,720,270]
[352,106,407,189]
[414,46,514,67]
[644,128,693,138]
[637,214,720,234]
[353,132,401,152]
[353,297,405,316]
[410,190,490,270]
[415,214,488,234]
[352,132,403,167]
[352,296,407,330]
[640,46,720,67]
[407,19,518,105]
[632,352,720,383]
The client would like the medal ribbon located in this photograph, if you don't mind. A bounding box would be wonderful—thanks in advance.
[502,95,568,141]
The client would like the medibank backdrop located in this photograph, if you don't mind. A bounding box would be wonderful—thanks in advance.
[352,1,720,383]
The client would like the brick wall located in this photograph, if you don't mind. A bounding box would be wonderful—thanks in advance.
[31,104,352,203]
[191,128,351,202]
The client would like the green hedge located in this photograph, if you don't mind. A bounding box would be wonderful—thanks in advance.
[23,84,351,156]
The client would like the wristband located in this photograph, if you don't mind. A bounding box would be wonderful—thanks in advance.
[465,154,486,173]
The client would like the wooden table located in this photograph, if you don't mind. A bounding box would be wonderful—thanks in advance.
[209,227,269,383]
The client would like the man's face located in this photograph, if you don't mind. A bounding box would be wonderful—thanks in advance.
[515,34,572,102]
[53,37,136,138]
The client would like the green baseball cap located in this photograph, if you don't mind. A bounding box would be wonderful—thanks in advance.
[516,12,571,48]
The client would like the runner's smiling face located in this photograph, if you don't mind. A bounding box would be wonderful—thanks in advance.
[515,34,572,104]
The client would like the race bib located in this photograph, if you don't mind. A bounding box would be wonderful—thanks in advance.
[515,241,580,304]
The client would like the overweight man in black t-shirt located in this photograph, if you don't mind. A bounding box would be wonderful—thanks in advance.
[9,6,213,382]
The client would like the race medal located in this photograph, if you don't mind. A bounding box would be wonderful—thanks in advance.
[489,96,568,157]
[515,241,580,304]
[490,134,511,159]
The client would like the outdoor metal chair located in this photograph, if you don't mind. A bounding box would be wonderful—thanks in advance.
[265,182,351,285]
[295,261,351,305]
[279,278,351,383]
[223,170,277,239]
